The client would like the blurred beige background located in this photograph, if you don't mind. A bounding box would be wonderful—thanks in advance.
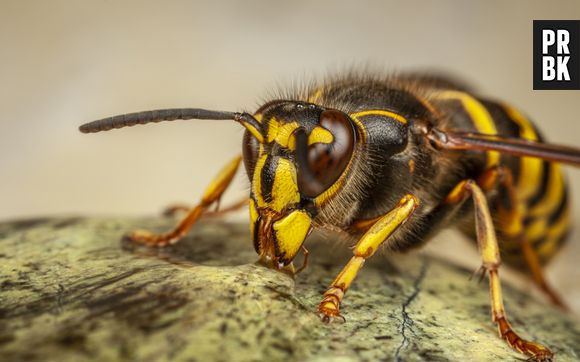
[1,1,579,310]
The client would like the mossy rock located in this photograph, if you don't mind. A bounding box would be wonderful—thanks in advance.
[0,217,578,361]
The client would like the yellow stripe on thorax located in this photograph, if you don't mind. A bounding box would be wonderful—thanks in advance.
[435,91,500,168]
[350,110,408,125]
[349,109,407,143]
[502,105,544,201]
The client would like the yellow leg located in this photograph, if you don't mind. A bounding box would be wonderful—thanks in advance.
[450,179,553,362]
[483,167,567,309]
[318,194,419,322]
[454,166,566,310]
[126,155,242,247]
[163,197,248,218]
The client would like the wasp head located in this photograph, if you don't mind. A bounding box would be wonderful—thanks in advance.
[242,101,358,269]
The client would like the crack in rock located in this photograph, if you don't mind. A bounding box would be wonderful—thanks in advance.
[394,258,429,362]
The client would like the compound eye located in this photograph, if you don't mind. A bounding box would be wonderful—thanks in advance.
[242,129,260,177]
[297,110,356,198]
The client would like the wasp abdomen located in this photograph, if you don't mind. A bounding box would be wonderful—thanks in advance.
[432,92,570,269]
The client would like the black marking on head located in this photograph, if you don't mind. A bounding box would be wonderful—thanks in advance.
[261,101,325,136]
[260,155,278,203]
[270,230,286,265]
[252,213,262,254]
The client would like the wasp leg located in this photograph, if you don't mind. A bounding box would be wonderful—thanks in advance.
[318,194,418,322]
[202,197,248,218]
[163,198,248,218]
[162,204,190,217]
[449,179,553,362]
[126,155,242,247]
[482,167,567,309]
[520,238,567,309]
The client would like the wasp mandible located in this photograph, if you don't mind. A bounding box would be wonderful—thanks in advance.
[80,73,580,362]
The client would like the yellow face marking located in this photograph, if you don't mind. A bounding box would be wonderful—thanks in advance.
[252,155,268,208]
[267,118,300,148]
[249,198,258,238]
[270,158,300,213]
[253,113,263,123]
[309,126,334,144]
[273,209,312,262]
[275,122,299,148]
[268,118,333,150]
[252,156,300,212]
[286,126,334,150]
[435,91,500,168]
[267,117,280,143]
[503,105,544,200]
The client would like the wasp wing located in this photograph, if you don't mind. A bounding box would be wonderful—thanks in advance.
[427,130,580,167]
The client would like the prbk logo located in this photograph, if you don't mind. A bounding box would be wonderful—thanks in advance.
[533,20,580,90]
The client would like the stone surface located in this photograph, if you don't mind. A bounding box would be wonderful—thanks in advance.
[0,217,579,362]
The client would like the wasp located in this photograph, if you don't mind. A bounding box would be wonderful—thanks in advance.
[79,73,580,362]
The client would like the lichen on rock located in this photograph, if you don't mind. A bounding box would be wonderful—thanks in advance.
[0,217,579,361]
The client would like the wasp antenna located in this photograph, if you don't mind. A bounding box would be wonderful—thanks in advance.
[79,108,241,133]
[234,113,264,142]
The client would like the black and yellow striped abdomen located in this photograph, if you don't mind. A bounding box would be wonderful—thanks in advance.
[497,104,571,269]
[431,91,571,269]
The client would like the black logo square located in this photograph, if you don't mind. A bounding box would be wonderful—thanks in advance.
[533,20,580,90]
